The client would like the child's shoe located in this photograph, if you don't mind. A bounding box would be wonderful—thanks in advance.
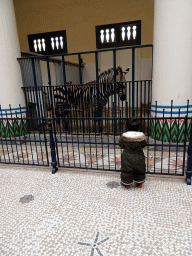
[136,183,142,188]
[120,181,130,189]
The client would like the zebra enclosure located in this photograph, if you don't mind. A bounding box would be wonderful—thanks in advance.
[19,46,152,136]
[22,71,152,136]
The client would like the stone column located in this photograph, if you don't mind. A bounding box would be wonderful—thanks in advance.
[151,0,192,142]
[0,0,27,137]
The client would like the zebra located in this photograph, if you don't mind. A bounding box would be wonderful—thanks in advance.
[53,66,130,131]
[88,66,130,117]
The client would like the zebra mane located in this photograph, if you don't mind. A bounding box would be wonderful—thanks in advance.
[81,66,124,85]
[99,66,123,83]
[53,66,124,93]
[99,66,123,77]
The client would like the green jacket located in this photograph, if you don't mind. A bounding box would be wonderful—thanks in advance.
[119,131,147,174]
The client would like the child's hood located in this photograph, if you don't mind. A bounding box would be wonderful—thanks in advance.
[121,131,145,142]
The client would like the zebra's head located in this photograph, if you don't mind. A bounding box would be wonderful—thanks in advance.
[99,66,130,101]
[115,66,130,101]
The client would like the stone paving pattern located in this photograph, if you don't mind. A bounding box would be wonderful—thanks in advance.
[0,167,192,255]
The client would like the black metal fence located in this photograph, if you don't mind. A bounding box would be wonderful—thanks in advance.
[0,106,49,166]
[0,45,192,184]
[0,103,191,183]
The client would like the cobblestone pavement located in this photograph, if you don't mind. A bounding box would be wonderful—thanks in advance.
[0,166,192,256]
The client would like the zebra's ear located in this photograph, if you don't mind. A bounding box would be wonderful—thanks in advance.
[123,67,130,74]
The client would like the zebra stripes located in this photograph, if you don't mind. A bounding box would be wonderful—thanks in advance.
[53,66,130,119]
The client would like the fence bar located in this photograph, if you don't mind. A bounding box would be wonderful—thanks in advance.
[160,109,165,173]
[95,52,99,83]
[187,117,192,185]
[46,57,54,117]
[31,58,42,132]
[132,48,135,117]
[48,122,58,174]
[168,100,173,174]
[78,54,83,84]
[183,101,189,174]
[113,50,117,134]
[95,51,102,132]
[62,56,67,86]
[18,44,153,60]
[78,54,85,133]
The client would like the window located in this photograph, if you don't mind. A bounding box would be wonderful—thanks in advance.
[28,30,67,55]
[96,20,141,49]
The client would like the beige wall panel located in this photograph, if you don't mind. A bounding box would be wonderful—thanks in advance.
[13,0,154,62]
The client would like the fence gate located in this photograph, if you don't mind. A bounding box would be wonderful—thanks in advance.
[0,107,49,167]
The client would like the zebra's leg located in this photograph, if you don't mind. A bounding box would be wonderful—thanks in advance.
[93,95,99,133]
[93,110,103,133]
[63,111,69,132]
[55,109,61,131]
[93,109,97,134]
[97,100,103,134]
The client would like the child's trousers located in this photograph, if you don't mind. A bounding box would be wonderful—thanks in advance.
[120,153,146,185]
[121,170,145,185]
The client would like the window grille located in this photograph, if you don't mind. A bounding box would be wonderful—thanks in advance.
[28,30,67,55]
[96,20,141,49]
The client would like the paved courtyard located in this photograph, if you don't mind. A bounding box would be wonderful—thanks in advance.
[0,165,192,256]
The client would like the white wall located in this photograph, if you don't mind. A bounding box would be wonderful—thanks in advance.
[152,0,192,117]
[0,0,25,111]
[40,60,80,86]
[83,62,96,84]
[40,61,55,86]
[141,58,152,80]
[65,65,80,85]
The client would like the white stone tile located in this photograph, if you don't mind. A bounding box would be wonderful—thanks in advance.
[0,167,192,256]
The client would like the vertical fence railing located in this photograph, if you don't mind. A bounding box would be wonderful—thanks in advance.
[46,57,60,165]
[113,49,117,134]
[31,58,42,133]
[78,53,85,133]
[187,118,192,185]
[62,55,67,87]
[48,121,58,174]
[132,47,135,117]
[46,57,54,118]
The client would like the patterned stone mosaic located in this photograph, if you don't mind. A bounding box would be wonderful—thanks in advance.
[0,145,187,175]
[0,167,192,255]
[78,231,110,255]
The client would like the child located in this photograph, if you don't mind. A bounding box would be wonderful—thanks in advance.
[119,118,147,189]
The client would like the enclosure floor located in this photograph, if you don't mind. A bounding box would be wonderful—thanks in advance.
[0,166,191,256]
[0,145,187,175]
